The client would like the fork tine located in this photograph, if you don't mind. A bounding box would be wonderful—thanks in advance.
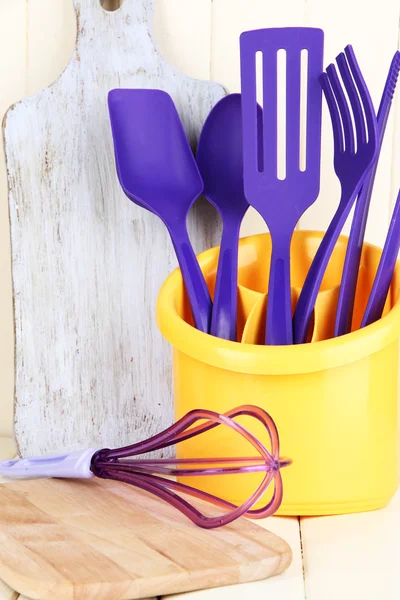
[344,45,378,149]
[337,52,366,148]
[320,73,344,154]
[326,63,355,153]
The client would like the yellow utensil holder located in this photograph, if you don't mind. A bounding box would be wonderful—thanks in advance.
[156,231,400,515]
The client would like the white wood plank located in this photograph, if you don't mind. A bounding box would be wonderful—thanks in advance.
[5,0,225,457]
[163,516,305,600]
[300,490,400,600]
[27,0,76,96]
[211,0,306,237]
[299,0,400,246]
[0,0,27,437]
[154,0,212,80]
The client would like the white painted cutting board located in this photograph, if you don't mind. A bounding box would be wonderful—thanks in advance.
[4,0,225,456]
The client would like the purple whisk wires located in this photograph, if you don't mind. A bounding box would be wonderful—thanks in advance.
[91,405,291,529]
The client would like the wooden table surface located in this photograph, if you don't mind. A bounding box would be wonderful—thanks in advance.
[0,438,399,600]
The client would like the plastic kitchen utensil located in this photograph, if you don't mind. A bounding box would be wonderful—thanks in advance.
[157,231,400,515]
[196,94,262,341]
[362,188,400,327]
[0,405,290,530]
[294,45,379,344]
[335,51,400,337]
[108,88,212,333]
[240,27,324,345]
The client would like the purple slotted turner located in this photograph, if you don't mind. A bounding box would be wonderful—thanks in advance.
[334,51,400,336]
[196,94,263,341]
[108,89,212,334]
[240,27,324,345]
[293,45,379,344]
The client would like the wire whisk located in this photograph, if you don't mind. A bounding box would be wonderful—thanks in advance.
[0,405,291,529]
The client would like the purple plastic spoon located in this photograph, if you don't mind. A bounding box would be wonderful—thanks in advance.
[196,94,263,341]
[108,89,212,334]
[335,51,400,337]
[361,188,400,328]
[293,45,378,344]
[240,28,324,345]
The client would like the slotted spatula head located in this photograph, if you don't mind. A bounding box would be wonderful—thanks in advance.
[240,27,324,231]
[108,89,203,224]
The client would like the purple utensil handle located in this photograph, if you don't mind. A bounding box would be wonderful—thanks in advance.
[210,212,245,340]
[335,51,400,337]
[168,223,212,334]
[294,194,357,343]
[294,46,378,344]
[267,229,293,345]
[361,189,400,327]
[0,449,98,479]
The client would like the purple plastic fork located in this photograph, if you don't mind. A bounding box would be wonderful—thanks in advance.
[361,188,400,327]
[335,51,400,337]
[240,28,324,345]
[0,406,290,530]
[293,45,379,344]
[196,94,263,341]
[108,89,212,334]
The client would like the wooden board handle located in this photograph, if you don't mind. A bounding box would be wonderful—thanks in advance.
[74,0,154,23]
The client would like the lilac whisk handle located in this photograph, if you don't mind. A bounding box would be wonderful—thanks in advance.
[294,193,356,344]
[0,449,98,479]
[267,232,293,345]
[167,222,212,334]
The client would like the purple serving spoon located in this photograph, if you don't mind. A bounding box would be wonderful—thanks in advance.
[361,188,400,328]
[334,51,400,337]
[0,405,291,529]
[196,94,263,341]
[240,27,324,345]
[293,45,379,344]
[108,89,212,334]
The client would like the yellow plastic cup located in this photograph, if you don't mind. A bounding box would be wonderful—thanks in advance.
[156,231,400,515]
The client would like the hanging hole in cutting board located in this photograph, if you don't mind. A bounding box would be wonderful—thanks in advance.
[100,0,124,12]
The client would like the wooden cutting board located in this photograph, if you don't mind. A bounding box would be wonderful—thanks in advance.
[0,478,291,600]
[3,0,225,457]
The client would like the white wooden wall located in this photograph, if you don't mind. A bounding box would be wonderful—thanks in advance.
[0,0,399,437]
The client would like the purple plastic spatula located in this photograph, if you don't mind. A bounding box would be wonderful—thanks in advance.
[108,89,212,334]
[334,51,400,336]
[293,46,379,344]
[240,28,324,345]
[196,94,263,341]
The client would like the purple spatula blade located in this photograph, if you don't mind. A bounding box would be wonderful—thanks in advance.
[335,51,400,337]
[108,89,212,333]
[240,28,324,345]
